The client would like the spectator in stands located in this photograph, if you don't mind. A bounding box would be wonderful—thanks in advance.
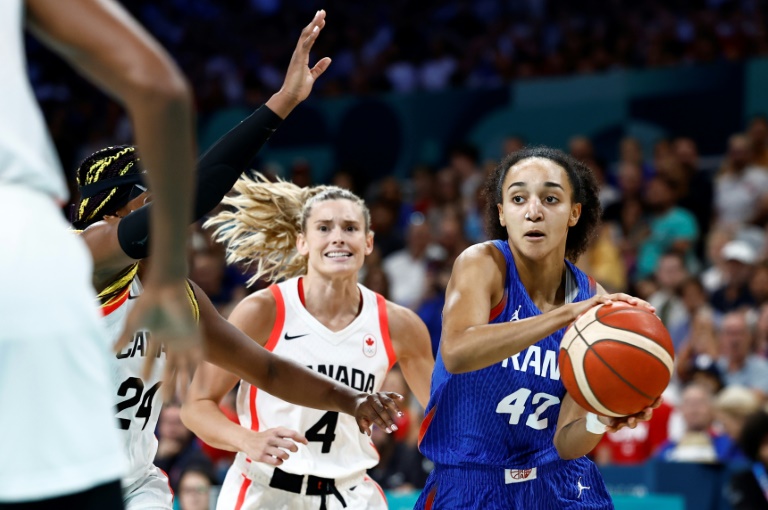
[755,302,768,357]
[656,383,736,463]
[747,115,768,168]
[177,462,217,510]
[383,212,440,310]
[726,409,768,509]
[714,385,760,465]
[749,262,768,307]
[636,174,699,280]
[714,133,768,227]
[603,161,647,279]
[155,403,208,491]
[710,240,757,313]
[648,252,690,350]
[717,310,768,399]
[673,137,714,244]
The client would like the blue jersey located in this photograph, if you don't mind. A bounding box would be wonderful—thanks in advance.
[419,240,596,469]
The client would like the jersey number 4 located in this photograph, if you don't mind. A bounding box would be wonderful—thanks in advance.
[306,411,339,453]
[116,377,162,430]
[496,388,560,430]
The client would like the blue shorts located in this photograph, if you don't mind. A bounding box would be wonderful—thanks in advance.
[415,457,613,510]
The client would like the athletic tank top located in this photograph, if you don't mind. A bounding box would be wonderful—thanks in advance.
[234,276,396,479]
[419,240,596,469]
[0,0,68,201]
[103,276,199,485]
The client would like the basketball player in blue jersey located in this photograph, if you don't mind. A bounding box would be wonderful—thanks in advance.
[417,147,661,509]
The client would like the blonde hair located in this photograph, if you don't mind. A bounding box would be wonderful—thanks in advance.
[205,173,370,286]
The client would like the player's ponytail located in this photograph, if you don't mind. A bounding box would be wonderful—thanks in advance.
[206,173,370,285]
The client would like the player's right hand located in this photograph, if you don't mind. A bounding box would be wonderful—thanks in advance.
[243,427,308,466]
[115,279,201,402]
[354,392,405,436]
[568,293,656,322]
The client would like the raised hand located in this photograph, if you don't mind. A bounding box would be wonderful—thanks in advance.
[353,392,405,436]
[266,10,332,117]
[242,427,308,466]
[115,280,201,402]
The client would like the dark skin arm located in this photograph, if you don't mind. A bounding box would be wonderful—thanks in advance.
[25,0,199,378]
[181,284,403,465]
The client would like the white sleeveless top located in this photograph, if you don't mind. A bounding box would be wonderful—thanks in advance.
[0,0,68,201]
[234,277,396,479]
[103,277,167,486]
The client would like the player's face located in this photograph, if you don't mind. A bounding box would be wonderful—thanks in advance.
[298,199,373,278]
[497,158,581,261]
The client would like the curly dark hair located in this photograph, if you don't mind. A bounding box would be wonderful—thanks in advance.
[738,409,768,462]
[482,146,601,262]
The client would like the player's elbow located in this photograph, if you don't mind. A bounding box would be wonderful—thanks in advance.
[440,339,468,374]
[553,434,581,460]
[124,60,192,108]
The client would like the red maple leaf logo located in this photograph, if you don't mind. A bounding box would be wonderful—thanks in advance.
[365,337,374,346]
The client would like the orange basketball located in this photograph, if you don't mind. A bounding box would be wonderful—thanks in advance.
[559,302,674,417]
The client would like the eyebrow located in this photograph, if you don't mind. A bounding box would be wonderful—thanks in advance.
[508,181,565,191]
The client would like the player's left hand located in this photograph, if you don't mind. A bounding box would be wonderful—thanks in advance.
[600,396,662,433]
[353,392,404,436]
[275,10,332,107]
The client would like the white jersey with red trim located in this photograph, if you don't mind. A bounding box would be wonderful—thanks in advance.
[234,276,396,480]
[103,277,167,486]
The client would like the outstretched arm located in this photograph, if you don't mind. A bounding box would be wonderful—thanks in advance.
[83,10,332,279]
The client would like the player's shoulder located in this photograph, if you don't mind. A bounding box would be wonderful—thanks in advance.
[451,241,507,285]
[231,287,278,319]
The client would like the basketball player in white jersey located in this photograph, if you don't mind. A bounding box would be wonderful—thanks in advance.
[70,12,405,510]
[1,0,197,507]
[182,179,435,509]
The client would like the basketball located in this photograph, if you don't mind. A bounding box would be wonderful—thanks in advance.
[559,302,675,418]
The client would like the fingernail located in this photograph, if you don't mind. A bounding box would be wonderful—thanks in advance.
[398,411,404,417]
[386,427,392,434]
[315,10,320,16]
[391,424,398,431]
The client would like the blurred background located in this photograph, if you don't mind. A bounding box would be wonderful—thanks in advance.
[27,1,768,509]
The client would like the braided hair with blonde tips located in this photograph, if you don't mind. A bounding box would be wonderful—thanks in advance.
[205,173,371,286]
[71,145,145,230]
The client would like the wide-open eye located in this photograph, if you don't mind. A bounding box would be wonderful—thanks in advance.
[511,195,525,204]
[545,196,559,204]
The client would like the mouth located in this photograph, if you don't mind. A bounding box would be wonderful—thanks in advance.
[325,251,353,259]
[524,230,545,240]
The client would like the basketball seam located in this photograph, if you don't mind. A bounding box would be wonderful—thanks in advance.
[576,323,657,402]
[571,321,615,415]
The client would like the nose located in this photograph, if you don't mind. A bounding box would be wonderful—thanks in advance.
[526,199,543,221]
[330,226,345,243]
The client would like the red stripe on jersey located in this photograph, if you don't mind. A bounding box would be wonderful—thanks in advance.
[101,286,130,317]
[248,385,259,432]
[264,284,286,352]
[376,293,397,370]
[588,275,597,295]
[158,468,174,497]
[425,484,438,510]
[365,475,388,504]
[234,474,252,510]
[418,406,437,447]
[488,289,508,322]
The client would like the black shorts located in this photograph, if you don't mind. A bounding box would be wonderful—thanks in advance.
[0,480,123,510]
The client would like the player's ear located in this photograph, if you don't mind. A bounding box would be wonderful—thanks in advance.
[497,203,505,227]
[296,232,309,257]
[364,230,374,256]
[568,203,581,227]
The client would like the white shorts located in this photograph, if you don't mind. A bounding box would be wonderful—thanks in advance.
[123,465,174,510]
[0,185,126,501]
[216,462,388,510]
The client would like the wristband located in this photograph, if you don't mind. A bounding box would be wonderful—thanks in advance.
[585,412,608,435]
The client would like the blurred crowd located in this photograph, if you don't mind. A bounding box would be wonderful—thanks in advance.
[27,0,768,172]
